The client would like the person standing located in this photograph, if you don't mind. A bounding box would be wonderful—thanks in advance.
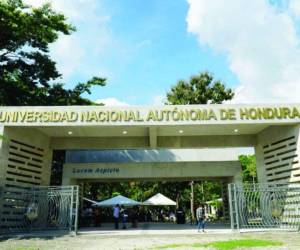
[87,207,93,227]
[94,208,101,227]
[120,205,128,229]
[131,206,139,228]
[112,204,120,229]
[196,204,206,232]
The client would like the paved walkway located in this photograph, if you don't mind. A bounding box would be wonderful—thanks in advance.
[1,222,294,239]
[79,222,232,235]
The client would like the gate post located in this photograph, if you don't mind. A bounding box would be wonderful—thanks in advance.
[233,184,240,231]
[228,183,240,231]
[74,185,79,235]
[228,184,235,230]
[69,186,74,232]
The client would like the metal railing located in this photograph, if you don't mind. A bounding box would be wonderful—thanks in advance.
[0,185,79,235]
[228,183,300,231]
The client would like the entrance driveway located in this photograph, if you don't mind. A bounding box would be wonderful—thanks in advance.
[79,221,232,235]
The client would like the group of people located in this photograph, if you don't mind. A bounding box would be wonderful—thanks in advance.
[158,209,176,222]
[112,203,207,232]
[81,203,208,232]
[81,206,102,227]
[112,204,139,229]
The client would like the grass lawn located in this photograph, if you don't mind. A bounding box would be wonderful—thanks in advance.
[153,239,283,250]
[13,248,39,250]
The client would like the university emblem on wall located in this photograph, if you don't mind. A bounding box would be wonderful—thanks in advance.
[26,202,39,221]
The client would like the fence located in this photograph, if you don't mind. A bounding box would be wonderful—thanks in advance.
[228,183,300,231]
[0,186,79,235]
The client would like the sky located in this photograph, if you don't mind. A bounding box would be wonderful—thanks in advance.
[25,0,300,106]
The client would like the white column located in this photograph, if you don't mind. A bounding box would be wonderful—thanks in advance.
[62,174,77,185]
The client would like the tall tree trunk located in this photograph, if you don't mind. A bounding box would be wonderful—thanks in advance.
[176,192,180,209]
[190,181,195,222]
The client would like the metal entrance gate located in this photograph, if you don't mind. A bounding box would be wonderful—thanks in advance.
[0,186,79,235]
[228,183,300,231]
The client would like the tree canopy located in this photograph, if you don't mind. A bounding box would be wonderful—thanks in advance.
[166,72,234,105]
[84,180,222,208]
[0,0,105,106]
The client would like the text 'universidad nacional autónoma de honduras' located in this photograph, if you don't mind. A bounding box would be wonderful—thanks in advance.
[0,107,300,123]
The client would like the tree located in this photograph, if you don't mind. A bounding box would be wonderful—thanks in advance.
[166,71,234,105]
[0,0,106,106]
[0,0,107,185]
[165,72,234,216]
[239,155,257,183]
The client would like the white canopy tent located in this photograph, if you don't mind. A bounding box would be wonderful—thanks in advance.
[93,195,141,207]
[143,193,176,206]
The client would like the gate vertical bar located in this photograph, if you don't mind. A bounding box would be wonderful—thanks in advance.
[233,184,240,231]
[0,186,3,234]
[74,186,79,234]
[69,186,74,232]
[228,184,235,230]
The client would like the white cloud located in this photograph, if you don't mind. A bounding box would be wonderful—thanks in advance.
[25,0,98,21]
[289,0,300,18]
[187,0,300,103]
[24,0,111,83]
[50,35,84,78]
[95,98,130,106]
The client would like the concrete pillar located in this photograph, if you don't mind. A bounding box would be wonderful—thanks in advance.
[224,165,242,222]
[255,125,300,185]
[255,145,267,183]
[62,177,77,186]
[233,172,243,185]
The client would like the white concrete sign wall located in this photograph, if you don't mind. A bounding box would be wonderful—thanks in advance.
[1,104,300,188]
[1,104,300,126]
